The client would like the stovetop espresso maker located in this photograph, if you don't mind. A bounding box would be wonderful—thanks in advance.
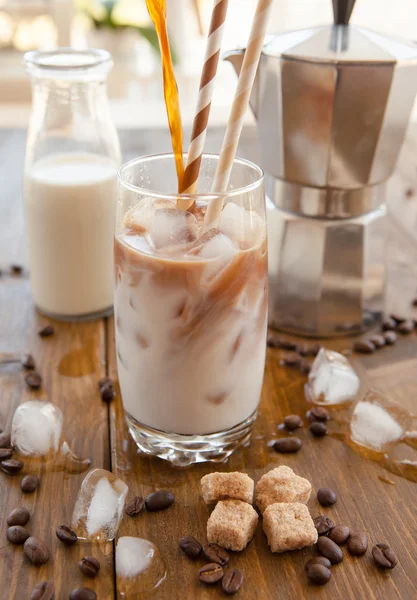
[225,0,417,337]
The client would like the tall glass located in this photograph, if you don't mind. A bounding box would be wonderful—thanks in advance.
[115,154,267,465]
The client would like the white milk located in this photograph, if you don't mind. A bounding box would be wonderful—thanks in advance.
[24,153,118,317]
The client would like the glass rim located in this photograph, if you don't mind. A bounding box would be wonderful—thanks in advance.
[118,153,264,201]
[24,47,112,72]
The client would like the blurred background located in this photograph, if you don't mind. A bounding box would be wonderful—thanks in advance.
[0,0,417,128]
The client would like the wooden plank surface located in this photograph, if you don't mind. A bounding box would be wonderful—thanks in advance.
[1,127,417,599]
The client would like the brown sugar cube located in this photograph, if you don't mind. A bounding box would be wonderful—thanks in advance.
[207,499,258,551]
[263,502,318,553]
[256,466,311,513]
[201,472,254,505]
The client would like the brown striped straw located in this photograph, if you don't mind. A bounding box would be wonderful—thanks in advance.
[177,0,229,209]
[203,0,273,230]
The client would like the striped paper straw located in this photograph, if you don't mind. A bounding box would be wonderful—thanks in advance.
[203,0,273,230]
[177,0,229,209]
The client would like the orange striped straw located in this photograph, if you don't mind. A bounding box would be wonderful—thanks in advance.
[177,0,229,209]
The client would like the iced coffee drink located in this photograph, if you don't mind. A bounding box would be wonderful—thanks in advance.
[115,154,267,465]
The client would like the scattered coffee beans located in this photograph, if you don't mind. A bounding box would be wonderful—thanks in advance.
[56,525,78,546]
[310,422,328,437]
[0,432,11,448]
[198,563,224,584]
[317,488,337,507]
[307,564,332,585]
[283,414,303,431]
[369,335,385,349]
[353,340,376,354]
[7,507,30,526]
[273,437,302,453]
[299,360,311,375]
[10,265,23,275]
[348,532,368,556]
[307,406,330,422]
[79,556,100,578]
[382,317,396,331]
[125,496,145,517]
[38,325,55,337]
[145,490,175,512]
[372,543,398,569]
[267,334,297,350]
[22,354,36,370]
[29,581,54,600]
[24,371,42,390]
[313,515,335,536]
[70,588,97,600]
[21,474,40,493]
[100,382,115,403]
[1,458,24,475]
[7,525,30,545]
[179,536,202,559]
[383,331,397,345]
[222,568,244,595]
[297,344,310,357]
[317,536,343,564]
[0,448,13,461]
[329,525,350,545]
[309,343,322,356]
[280,353,301,368]
[390,314,406,324]
[23,536,50,565]
[203,543,229,566]
[305,557,331,571]
[98,377,113,390]
[397,320,414,334]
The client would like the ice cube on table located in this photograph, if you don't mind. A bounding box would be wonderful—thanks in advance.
[218,202,263,246]
[11,401,63,456]
[307,348,360,406]
[350,390,412,452]
[116,537,166,595]
[71,468,128,542]
[150,208,198,249]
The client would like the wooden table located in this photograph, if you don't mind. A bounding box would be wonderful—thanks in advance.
[1,127,417,600]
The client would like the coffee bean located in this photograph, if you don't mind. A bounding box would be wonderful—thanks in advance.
[125,496,145,517]
[353,340,376,354]
[273,437,302,453]
[383,331,397,345]
[25,371,42,390]
[297,344,310,357]
[313,515,335,536]
[38,325,55,337]
[372,543,398,569]
[267,334,297,350]
[98,376,113,390]
[10,264,23,275]
[305,557,331,571]
[317,536,343,564]
[329,525,350,545]
[309,343,322,357]
[7,525,30,545]
[283,414,303,431]
[29,580,55,600]
[203,543,230,566]
[79,556,100,578]
[56,524,78,546]
[310,422,328,437]
[397,319,414,334]
[70,588,97,600]
[307,406,330,422]
[299,360,311,375]
[281,353,301,368]
[23,536,50,565]
[100,382,115,402]
[198,563,224,584]
[145,489,175,512]
[369,335,386,349]
[7,507,30,526]
[0,448,13,461]
[21,474,40,493]
[222,568,244,594]
[382,317,396,331]
[348,532,368,556]
[307,564,332,585]
[1,458,24,475]
[179,535,202,559]
[0,432,11,448]
[317,488,337,507]
[390,314,406,324]
[22,354,36,370]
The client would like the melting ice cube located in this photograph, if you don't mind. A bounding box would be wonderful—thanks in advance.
[218,202,263,246]
[350,390,412,452]
[116,537,166,595]
[71,468,128,541]
[307,348,360,406]
[150,208,198,249]
[11,401,63,456]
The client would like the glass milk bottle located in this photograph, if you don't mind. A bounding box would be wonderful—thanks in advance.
[24,48,121,320]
